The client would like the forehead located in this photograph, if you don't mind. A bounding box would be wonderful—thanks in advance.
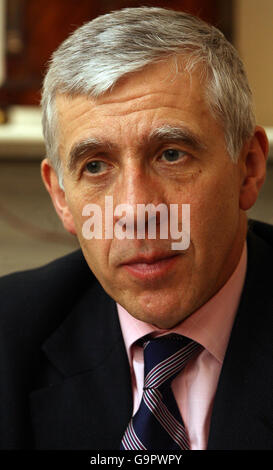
[55,59,221,155]
[57,59,205,109]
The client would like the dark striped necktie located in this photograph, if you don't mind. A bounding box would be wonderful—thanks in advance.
[120,334,202,450]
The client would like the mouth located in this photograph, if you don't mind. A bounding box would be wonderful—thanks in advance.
[120,252,180,281]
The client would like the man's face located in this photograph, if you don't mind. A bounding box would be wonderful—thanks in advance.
[53,60,247,328]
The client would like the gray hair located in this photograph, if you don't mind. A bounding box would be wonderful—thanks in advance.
[41,6,256,180]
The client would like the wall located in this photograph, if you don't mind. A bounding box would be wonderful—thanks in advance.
[234,0,273,127]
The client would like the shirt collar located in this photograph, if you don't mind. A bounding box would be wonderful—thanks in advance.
[117,242,247,365]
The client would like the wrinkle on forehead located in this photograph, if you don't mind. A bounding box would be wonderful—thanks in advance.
[56,88,205,124]
[97,90,180,106]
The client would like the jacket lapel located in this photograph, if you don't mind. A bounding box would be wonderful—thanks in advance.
[207,228,273,449]
[29,279,133,449]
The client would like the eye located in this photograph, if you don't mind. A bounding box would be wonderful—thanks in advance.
[159,149,187,163]
[85,160,110,174]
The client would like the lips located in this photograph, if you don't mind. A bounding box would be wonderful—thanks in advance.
[122,251,176,264]
[121,252,179,281]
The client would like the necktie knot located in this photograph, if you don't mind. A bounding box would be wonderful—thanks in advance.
[143,334,202,390]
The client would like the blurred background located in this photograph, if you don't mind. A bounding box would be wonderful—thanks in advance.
[0,0,272,276]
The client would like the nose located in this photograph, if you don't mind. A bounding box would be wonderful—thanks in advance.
[112,160,166,232]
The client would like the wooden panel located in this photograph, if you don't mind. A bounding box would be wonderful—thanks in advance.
[1,0,97,106]
[0,0,225,107]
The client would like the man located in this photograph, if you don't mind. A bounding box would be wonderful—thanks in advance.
[0,7,272,450]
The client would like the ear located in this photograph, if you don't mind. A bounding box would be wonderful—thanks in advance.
[239,126,269,211]
[41,158,76,235]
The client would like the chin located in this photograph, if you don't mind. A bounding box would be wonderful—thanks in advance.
[129,298,189,329]
[139,313,184,330]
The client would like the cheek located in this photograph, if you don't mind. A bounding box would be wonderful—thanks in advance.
[63,189,111,272]
[189,169,240,253]
[79,235,114,282]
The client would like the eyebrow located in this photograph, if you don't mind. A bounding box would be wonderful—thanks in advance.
[67,124,207,174]
[68,137,115,173]
[148,125,207,152]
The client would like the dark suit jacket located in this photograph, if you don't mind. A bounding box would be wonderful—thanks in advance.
[0,219,272,450]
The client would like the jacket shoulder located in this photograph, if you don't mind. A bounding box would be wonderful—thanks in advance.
[0,249,95,338]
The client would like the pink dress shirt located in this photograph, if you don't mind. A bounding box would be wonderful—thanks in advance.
[117,243,247,450]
